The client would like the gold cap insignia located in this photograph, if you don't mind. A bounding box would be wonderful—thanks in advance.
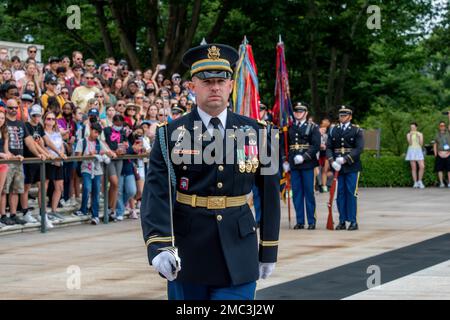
[207,46,221,60]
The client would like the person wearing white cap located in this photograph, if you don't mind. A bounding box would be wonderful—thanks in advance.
[171,73,181,85]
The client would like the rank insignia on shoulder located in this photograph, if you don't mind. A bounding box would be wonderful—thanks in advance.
[238,125,252,133]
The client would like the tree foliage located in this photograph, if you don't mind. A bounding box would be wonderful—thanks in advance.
[0,0,448,129]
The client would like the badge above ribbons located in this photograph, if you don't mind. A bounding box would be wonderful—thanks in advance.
[236,125,260,174]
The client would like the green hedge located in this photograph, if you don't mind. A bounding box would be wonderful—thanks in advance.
[359,153,437,187]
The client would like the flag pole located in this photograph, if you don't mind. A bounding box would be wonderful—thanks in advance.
[277,35,292,229]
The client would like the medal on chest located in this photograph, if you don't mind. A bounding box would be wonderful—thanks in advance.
[237,149,246,173]
[245,138,259,173]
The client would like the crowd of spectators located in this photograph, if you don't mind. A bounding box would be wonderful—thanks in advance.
[0,46,195,228]
[0,45,449,229]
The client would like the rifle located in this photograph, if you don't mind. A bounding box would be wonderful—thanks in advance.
[283,126,292,229]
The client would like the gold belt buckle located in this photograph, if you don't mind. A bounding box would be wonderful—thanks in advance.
[340,147,345,154]
[207,196,226,209]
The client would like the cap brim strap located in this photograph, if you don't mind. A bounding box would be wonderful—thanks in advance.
[193,71,232,80]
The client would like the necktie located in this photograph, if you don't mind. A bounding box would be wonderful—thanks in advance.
[210,117,223,140]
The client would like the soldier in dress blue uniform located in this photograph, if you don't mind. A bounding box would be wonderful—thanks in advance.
[252,102,274,226]
[282,102,321,230]
[140,43,281,300]
[259,103,274,124]
[326,106,364,231]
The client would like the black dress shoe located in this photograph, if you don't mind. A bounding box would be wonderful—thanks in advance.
[293,224,304,230]
[335,222,346,230]
[307,224,316,230]
[347,223,358,231]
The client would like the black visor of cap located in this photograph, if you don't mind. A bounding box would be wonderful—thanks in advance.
[294,106,308,112]
[339,107,353,115]
[194,71,232,80]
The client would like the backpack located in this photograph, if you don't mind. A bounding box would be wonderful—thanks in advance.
[82,138,101,155]
[79,123,87,141]
[76,138,101,176]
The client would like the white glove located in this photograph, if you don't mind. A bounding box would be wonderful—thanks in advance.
[336,157,346,165]
[94,154,103,162]
[259,262,276,280]
[151,250,181,281]
[294,155,304,164]
[332,161,341,171]
[102,154,111,165]
[282,162,290,173]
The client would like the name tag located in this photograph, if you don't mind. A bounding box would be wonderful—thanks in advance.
[173,149,200,155]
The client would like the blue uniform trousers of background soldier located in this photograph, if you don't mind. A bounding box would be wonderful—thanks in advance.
[168,279,256,300]
[336,171,359,224]
[290,168,316,225]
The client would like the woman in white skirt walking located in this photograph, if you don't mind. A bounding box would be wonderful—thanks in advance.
[406,122,425,188]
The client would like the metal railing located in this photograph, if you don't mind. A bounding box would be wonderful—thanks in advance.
[0,153,149,233]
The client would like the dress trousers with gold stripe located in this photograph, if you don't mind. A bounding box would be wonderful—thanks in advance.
[281,121,321,226]
[326,123,364,224]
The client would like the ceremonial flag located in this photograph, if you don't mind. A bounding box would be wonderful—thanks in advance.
[232,36,260,120]
[273,35,294,228]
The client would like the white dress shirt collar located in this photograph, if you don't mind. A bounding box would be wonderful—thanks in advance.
[342,122,351,130]
[197,107,227,134]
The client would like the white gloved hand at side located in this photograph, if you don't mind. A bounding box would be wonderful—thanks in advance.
[294,155,304,164]
[259,262,276,280]
[336,157,346,165]
[332,161,341,171]
[152,251,182,281]
[282,162,290,173]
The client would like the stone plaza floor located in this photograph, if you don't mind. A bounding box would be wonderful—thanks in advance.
[0,187,449,300]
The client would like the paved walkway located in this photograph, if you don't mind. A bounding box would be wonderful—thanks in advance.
[0,188,449,299]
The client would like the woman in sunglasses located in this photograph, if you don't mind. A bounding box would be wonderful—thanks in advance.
[43,111,67,222]
[58,86,71,103]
